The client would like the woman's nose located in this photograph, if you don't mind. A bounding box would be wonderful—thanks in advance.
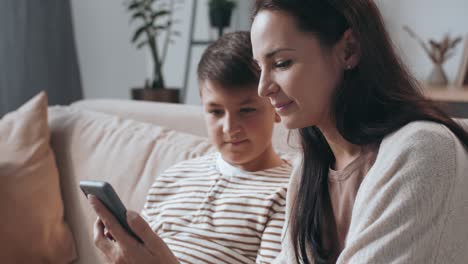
[258,71,277,98]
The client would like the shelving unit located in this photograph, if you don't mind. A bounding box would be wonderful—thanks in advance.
[181,0,213,103]
[422,85,468,117]
[423,86,468,102]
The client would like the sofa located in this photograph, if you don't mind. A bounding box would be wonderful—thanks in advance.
[2,93,466,263]
[48,98,299,263]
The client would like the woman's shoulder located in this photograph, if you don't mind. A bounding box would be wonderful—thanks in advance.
[380,120,464,156]
[368,120,467,187]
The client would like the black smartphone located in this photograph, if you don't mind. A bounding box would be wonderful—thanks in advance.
[79,180,142,243]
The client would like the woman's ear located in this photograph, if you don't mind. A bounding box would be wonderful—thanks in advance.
[340,29,361,70]
[274,113,281,123]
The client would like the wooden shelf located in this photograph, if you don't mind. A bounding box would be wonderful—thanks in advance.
[422,86,468,102]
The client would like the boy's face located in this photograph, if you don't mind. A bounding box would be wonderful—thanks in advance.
[201,80,280,171]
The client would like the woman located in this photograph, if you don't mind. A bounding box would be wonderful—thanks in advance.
[250,0,468,263]
[89,1,468,263]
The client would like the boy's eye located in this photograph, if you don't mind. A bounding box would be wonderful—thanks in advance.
[274,60,292,69]
[254,62,262,72]
[208,109,223,116]
[240,108,256,113]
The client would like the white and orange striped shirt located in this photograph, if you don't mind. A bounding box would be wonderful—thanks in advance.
[142,152,292,264]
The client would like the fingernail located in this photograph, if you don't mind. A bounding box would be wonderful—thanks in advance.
[127,211,138,221]
[87,194,94,200]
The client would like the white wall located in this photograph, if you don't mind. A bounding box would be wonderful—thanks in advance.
[71,0,146,99]
[71,0,467,103]
[71,0,252,102]
[376,0,468,85]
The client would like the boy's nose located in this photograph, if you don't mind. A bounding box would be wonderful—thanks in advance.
[222,115,241,136]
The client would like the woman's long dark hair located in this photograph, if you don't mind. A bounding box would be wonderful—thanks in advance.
[253,0,468,263]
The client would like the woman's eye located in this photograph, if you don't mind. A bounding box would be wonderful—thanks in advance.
[240,108,256,113]
[275,60,292,69]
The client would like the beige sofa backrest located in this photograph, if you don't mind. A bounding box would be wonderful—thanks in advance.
[48,104,218,263]
[71,99,301,155]
[72,99,208,136]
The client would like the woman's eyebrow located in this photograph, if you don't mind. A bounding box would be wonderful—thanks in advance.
[265,48,296,59]
[254,48,296,63]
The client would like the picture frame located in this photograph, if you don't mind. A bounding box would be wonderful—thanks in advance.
[456,34,468,87]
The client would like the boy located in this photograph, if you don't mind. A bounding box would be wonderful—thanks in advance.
[142,31,292,264]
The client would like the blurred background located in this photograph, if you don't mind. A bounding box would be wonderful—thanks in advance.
[1,0,467,116]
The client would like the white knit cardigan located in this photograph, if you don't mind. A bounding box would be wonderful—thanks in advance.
[274,121,468,263]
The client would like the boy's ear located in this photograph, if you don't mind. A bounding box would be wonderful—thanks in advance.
[274,113,281,123]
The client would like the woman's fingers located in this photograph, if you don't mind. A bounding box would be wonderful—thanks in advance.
[126,211,157,248]
[126,211,179,262]
[94,218,114,255]
[88,195,137,248]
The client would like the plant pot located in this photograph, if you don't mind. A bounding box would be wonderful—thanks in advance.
[131,88,180,103]
[427,64,448,86]
[209,7,233,28]
[209,7,233,37]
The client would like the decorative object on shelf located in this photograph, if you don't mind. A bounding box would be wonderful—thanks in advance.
[403,25,462,86]
[208,0,236,38]
[125,0,184,103]
[455,34,468,87]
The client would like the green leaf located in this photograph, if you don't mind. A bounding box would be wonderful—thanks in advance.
[132,25,147,42]
[137,40,148,49]
[152,10,170,18]
[127,2,140,10]
[131,11,146,21]
[152,25,167,31]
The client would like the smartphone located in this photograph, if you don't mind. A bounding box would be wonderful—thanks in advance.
[79,180,142,243]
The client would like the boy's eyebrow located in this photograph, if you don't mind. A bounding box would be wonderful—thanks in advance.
[206,99,256,107]
[240,98,256,105]
[207,102,222,107]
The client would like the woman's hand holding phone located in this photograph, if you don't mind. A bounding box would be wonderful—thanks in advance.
[88,195,179,264]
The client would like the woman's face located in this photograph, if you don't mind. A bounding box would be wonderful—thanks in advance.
[251,10,344,129]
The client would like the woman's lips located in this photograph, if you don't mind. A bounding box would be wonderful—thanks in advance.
[274,101,294,112]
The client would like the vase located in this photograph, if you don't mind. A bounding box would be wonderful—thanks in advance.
[427,63,448,86]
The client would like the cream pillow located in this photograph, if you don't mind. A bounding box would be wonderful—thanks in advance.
[0,92,77,263]
[48,106,216,263]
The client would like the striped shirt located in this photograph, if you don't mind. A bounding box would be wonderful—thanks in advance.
[142,152,292,264]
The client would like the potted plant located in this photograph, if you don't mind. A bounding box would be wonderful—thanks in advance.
[403,25,462,86]
[126,0,182,103]
[208,0,236,38]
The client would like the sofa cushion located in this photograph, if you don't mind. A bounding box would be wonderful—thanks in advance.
[70,99,302,155]
[0,92,76,263]
[48,106,216,263]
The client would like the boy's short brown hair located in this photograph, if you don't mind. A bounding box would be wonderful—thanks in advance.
[197,31,259,89]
